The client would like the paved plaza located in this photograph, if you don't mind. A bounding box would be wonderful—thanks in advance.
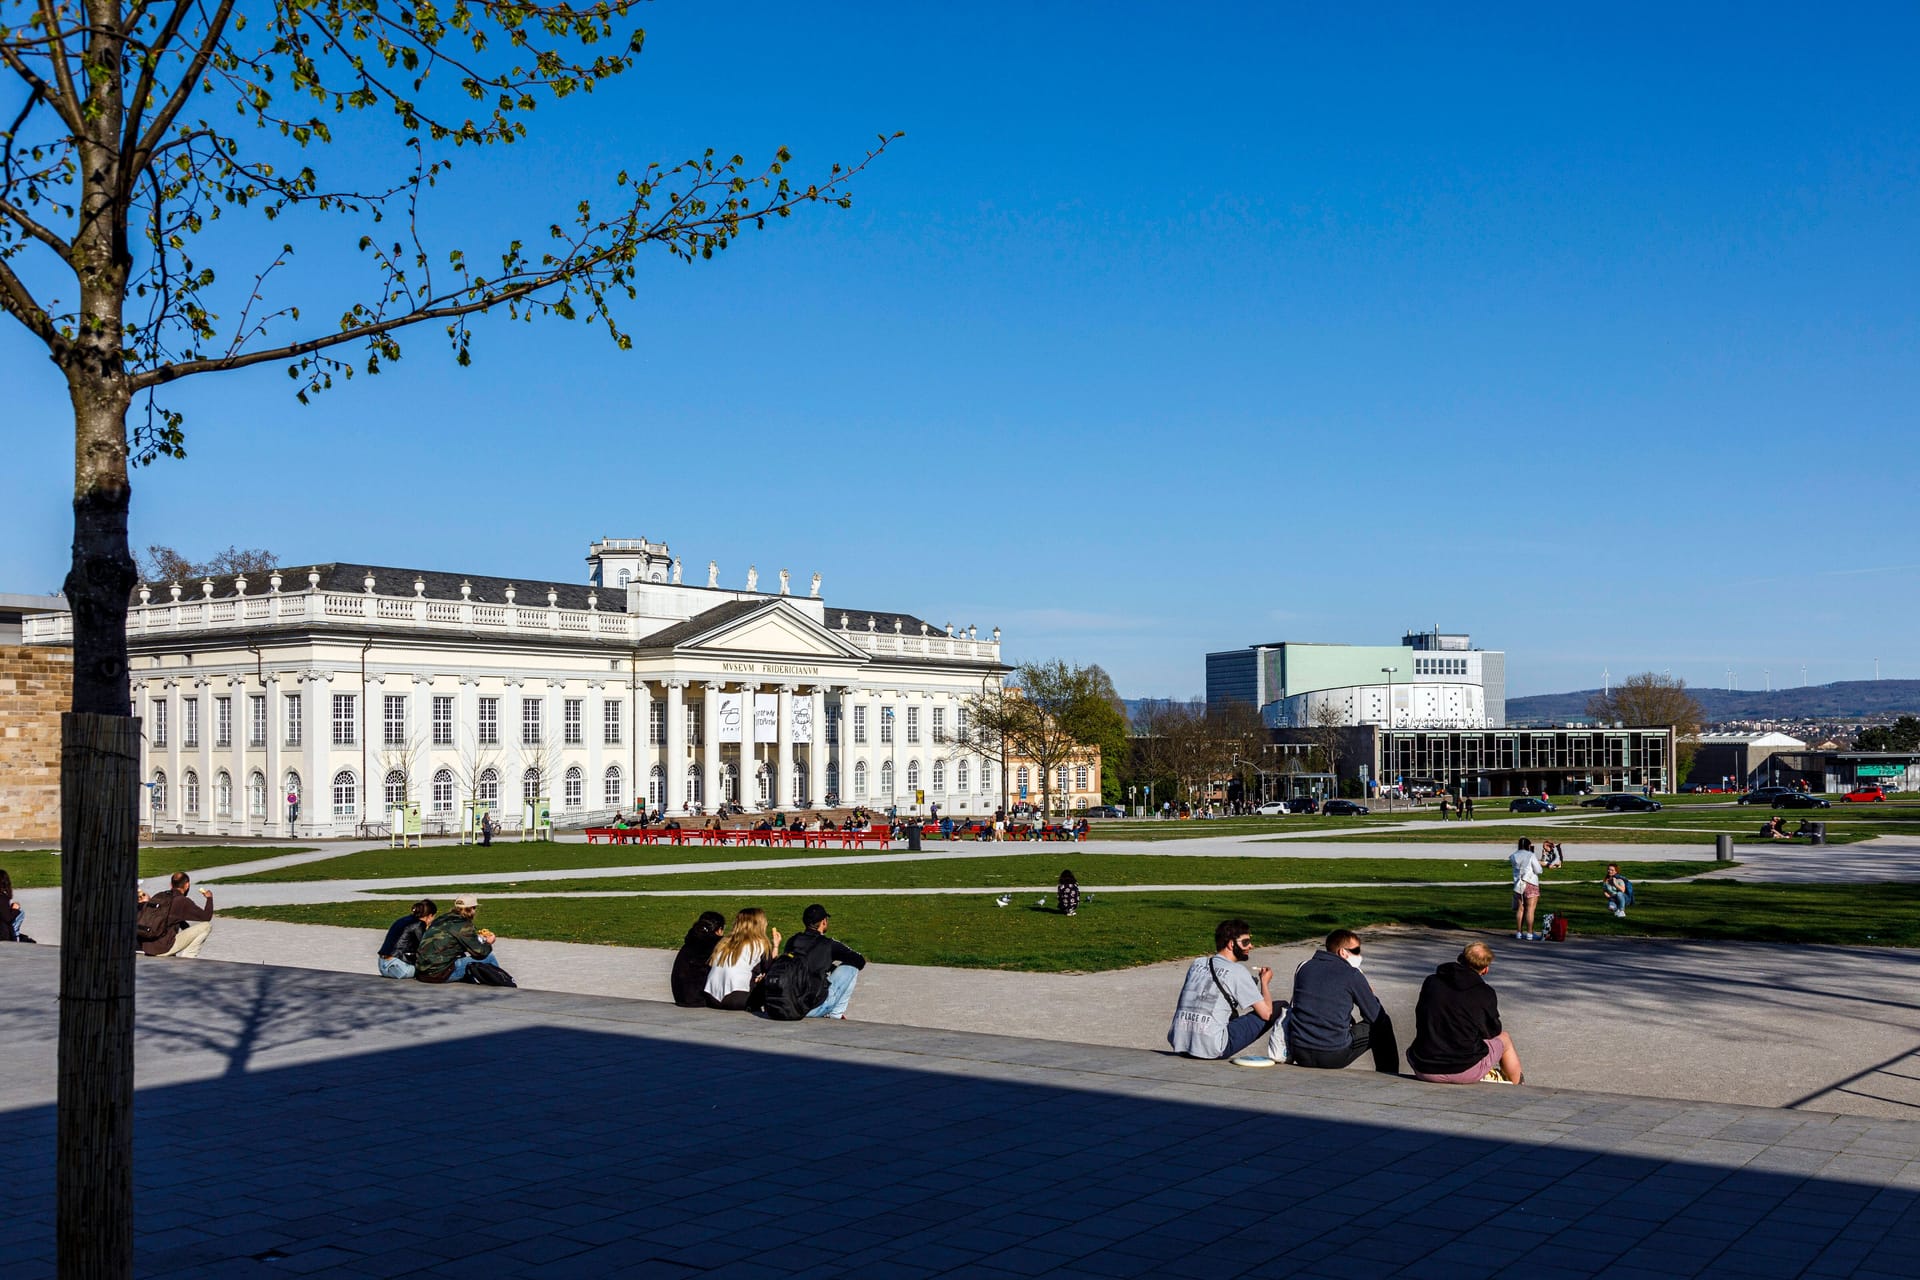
[7,942,1920,1280]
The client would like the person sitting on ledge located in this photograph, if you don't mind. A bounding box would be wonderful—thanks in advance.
[611,812,630,830]
[1167,918,1282,1061]
[377,899,436,979]
[785,903,866,1018]
[413,894,500,983]
[1286,929,1400,1073]
[671,910,727,1007]
[705,908,779,1011]
[1408,941,1524,1085]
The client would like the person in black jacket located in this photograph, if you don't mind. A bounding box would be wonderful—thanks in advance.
[1408,941,1525,1085]
[377,899,436,979]
[785,903,867,1018]
[670,911,727,1007]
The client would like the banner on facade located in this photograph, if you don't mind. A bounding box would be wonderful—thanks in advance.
[718,691,812,743]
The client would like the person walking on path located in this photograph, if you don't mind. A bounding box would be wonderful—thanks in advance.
[1167,919,1283,1061]
[1408,941,1525,1085]
[1285,929,1400,1073]
[1512,838,1544,940]
[138,872,216,958]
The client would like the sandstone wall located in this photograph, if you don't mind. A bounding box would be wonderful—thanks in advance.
[0,644,72,842]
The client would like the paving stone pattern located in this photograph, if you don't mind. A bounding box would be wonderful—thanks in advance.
[6,944,1920,1278]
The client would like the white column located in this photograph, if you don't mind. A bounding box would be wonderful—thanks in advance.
[840,685,859,809]
[228,675,247,833]
[301,673,326,835]
[586,682,604,816]
[664,679,687,813]
[265,673,283,834]
[807,686,826,808]
[775,684,795,809]
[737,680,758,810]
[634,678,652,809]
[701,681,721,814]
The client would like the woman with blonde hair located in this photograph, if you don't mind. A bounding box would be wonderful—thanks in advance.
[704,907,782,1010]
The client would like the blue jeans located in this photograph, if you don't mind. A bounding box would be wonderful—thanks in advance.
[446,953,498,982]
[806,965,859,1018]
[377,956,415,979]
[8,906,24,940]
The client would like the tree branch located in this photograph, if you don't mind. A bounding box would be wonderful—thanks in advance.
[119,0,199,183]
[0,256,57,347]
[33,0,85,125]
[0,191,76,261]
[130,0,236,172]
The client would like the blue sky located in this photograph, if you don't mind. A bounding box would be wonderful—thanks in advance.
[3,2,1917,697]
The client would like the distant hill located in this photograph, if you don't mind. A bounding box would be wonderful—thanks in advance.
[1507,680,1920,724]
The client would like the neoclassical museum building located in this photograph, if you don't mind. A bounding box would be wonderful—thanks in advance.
[23,538,1010,837]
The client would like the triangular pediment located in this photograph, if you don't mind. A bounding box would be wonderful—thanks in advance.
[671,601,869,663]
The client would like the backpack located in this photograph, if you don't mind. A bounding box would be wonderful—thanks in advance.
[135,895,173,944]
[759,953,828,1021]
[1544,913,1569,942]
[464,961,517,988]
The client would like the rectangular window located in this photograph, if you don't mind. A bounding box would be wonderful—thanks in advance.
[285,694,302,747]
[522,697,542,746]
[880,707,894,745]
[648,700,665,745]
[906,705,920,744]
[248,695,266,747]
[477,697,499,746]
[384,695,407,746]
[332,694,356,745]
[932,707,946,742]
[432,695,454,746]
[826,708,840,747]
[215,696,232,748]
[564,698,584,746]
[184,696,199,748]
[602,699,622,745]
[853,705,868,745]
[687,711,702,747]
[151,699,168,747]
[957,706,970,741]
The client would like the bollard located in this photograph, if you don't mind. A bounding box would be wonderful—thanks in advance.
[1715,833,1733,863]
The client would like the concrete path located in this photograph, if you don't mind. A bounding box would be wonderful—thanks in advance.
[7,943,1920,1279]
[58,916,1920,1123]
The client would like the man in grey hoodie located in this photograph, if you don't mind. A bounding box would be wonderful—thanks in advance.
[1285,929,1399,1073]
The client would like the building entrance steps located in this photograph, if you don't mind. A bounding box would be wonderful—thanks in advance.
[7,944,1920,1278]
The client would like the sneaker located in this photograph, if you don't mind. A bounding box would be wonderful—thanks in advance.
[1514,931,1527,940]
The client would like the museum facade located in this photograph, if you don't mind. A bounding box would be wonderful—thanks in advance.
[22,538,1010,837]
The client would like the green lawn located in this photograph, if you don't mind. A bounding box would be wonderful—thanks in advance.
[380,855,1716,897]
[226,879,1920,972]
[215,839,837,884]
[2,846,311,890]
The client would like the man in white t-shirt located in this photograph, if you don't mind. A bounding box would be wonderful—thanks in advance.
[1168,918,1281,1060]
[1511,837,1543,941]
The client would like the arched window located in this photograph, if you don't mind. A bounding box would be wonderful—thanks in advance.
[183,769,201,815]
[564,766,583,810]
[791,765,807,806]
[648,764,666,808]
[686,763,703,807]
[880,760,895,797]
[432,768,454,813]
[214,769,232,817]
[284,770,301,814]
[906,759,920,789]
[248,771,266,819]
[853,760,867,799]
[931,759,945,792]
[1075,765,1089,792]
[826,761,839,803]
[478,768,499,806]
[151,769,168,813]
[980,760,992,792]
[603,765,623,808]
[384,769,408,808]
[1057,766,1069,795]
[722,761,738,804]
[332,769,358,817]
[522,767,542,803]
[1016,766,1030,791]
[617,568,631,586]
[756,761,771,806]
[957,759,970,791]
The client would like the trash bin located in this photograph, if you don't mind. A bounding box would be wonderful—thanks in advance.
[1809,822,1826,846]
[1715,833,1734,863]
[906,824,922,852]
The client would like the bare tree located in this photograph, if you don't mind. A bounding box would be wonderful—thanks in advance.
[450,732,502,822]
[140,545,278,583]
[1588,672,1704,779]
[1306,702,1347,783]
[375,734,424,820]
[2,5,893,1264]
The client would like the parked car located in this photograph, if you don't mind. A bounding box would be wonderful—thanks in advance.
[1843,787,1887,803]
[1578,795,1612,808]
[1253,802,1290,816]
[1773,793,1831,809]
[1738,786,1798,805]
[1283,797,1320,814]
[1084,805,1124,818]
[1508,797,1556,813]
[1322,799,1370,816]
[1602,794,1663,812]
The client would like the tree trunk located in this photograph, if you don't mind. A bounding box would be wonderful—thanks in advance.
[58,713,140,1279]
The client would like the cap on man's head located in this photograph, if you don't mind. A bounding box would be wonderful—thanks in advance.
[453,893,479,911]
[802,903,830,927]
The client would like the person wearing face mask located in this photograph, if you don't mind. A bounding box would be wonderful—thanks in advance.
[1167,919,1284,1061]
[1285,929,1400,1073]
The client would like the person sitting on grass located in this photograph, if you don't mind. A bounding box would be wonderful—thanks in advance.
[1604,864,1634,918]
[1764,816,1793,841]
[1057,869,1080,916]
[1167,919,1283,1061]
[1408,941,1525,1085]
[704,907,780,1011]
[671,910,728,1007]
[1286,929,1400,1073]
[785,903,867,1019]
[377,899,435,979]
[413,894,500,983]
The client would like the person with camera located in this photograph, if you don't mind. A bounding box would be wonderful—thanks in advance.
[1167,919,1282,1060]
